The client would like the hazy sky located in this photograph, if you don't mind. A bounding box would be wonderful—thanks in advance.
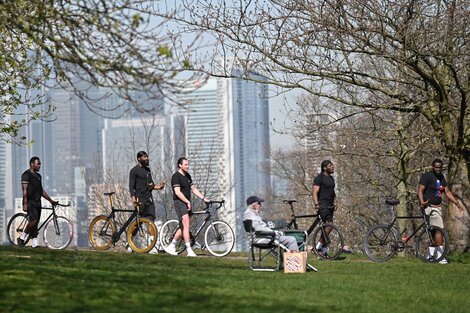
[154,1,300,150]
[268,88,300,150]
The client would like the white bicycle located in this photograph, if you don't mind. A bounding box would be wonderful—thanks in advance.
[7,202,73,249]
[160,200,234,257]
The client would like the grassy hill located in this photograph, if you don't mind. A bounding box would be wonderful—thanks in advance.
[1,246,469,313]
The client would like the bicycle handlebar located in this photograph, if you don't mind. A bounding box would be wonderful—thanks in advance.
[205,200,225,209]
[43,203,71,209]
[282,199,297,204]
[283,199,333,215]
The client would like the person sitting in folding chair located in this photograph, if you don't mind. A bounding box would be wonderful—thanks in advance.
[243,196,298,252]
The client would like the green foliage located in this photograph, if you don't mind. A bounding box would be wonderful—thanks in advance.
[157,45,173,58]
[182,59,192,69]
[0,0,205,143]
[131,13,144,29]
[1,246,469,313]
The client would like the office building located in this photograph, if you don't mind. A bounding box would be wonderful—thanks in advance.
[177,72,271,251]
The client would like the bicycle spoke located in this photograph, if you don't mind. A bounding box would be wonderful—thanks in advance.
[364,224,398,262]
[204,221,234,257]
[417,226,449,263]
[127,218,157,253]
[89,215,114,250]
[7,214,30,246]
[44,217,73,249]
[160,220,185,254]
[311,223,344,260]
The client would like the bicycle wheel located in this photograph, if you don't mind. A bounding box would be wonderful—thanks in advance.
[160,219,186,254]
[204,221,234,257]
[311,223,344,260]
[89,215,115,250]
[127,217,157,253]
[7,213,30,246]
[44,216,73,249]
[416,226,449,263]
[363,224,399,262]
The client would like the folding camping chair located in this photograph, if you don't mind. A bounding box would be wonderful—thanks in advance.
[243,220,317,272]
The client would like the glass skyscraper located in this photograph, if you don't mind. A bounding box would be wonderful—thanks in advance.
[177,72,271,251]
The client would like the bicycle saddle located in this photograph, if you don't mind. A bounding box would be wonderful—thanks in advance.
[103,191,115,196]
[385,198,400,206]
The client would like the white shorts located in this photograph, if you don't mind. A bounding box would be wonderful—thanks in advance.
[424,206,444,229]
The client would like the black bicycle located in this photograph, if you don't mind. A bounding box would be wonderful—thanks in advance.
[7,202,73,249]
[159,200,234,257]
[363,198,450,262]
[88,192,157,253]
[284,199,344,260]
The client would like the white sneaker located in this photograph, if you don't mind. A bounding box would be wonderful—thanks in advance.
[438,258,449,264]
[125,244,133,253]
[149,247,159,254]
[166,244,178,256]
[186,249,197,257]
[31,238,39,248]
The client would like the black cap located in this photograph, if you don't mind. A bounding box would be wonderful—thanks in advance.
[137,151,148,159]
[246,196,265,206]
[321,160,332,171]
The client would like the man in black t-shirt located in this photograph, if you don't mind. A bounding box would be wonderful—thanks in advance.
[129,151,165,221]
[166,157,208,257]
[19,157,57,248]
[129,151,165,254]
[418,159,464,264]
[312,160,337,256]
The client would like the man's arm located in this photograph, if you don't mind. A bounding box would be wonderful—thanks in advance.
[191,185,209,202]
[42,190,57,205]
[418,184,428,207]
[22,183,28,212]
[252,219,273,233]
[244,209,274,233]
[174,186,192,211]
[152,180,166,190]
[129,169,137,203]
[312,185,320,209]
[245,210,271,232]
[444,187,464,212]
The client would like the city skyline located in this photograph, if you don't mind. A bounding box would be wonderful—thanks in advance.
[1,73,280,250]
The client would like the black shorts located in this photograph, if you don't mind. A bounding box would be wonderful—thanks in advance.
[319,207,334,222]
[27,201,42,221]
[139,198,156,221]
[174,200,190,220]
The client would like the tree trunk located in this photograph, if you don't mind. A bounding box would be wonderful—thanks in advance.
[446,159,470,252]
[396,124,411,257]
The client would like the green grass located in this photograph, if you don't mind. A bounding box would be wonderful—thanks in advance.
[1,246,470,313]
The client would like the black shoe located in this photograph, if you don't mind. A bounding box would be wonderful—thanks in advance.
[17,238,25,247]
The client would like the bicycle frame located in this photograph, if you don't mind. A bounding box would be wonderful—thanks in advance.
[100,192,148,245]
[384,206,434,246]
[284,200,325,236]
[34,204,70,235]
[105,207,139,243]
[363,198,450,263]
[174,201,226,250]
[7,202,71,248]
[35,207,60,234]
[283,200,344,259]
[191,209,211,231]
[187,211,221,249]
